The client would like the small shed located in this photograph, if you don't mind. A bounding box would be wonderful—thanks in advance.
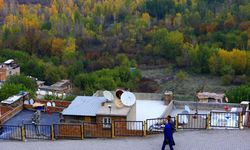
[61,96,106,123]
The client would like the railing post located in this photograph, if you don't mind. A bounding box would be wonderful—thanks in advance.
[143,121,147,136]
[175,115,178,130]
[51,124,55,141]
[81,124,84,140]
[21,126,25,142]
[207,113,210,129]
[112,122,115,138]
[239,112,243,129]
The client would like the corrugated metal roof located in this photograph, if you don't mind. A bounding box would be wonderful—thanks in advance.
[62,96,106,116]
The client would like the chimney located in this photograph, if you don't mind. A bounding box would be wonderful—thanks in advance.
[163,91,173,105]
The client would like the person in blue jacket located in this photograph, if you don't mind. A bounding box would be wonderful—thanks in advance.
[161,121,174,150]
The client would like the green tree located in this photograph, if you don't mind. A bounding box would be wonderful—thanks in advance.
[0,83,29,101]
[5,74,37,91]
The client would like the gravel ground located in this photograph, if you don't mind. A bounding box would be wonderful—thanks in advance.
[0,129,250,150]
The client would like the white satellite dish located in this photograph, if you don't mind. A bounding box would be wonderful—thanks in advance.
[24,100,29,105]
[47,102,52,107]
[29,99,34,105]
[103,91,114,102]
[121,92,136,106]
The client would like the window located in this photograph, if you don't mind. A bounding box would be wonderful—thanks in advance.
[103,117,111,128]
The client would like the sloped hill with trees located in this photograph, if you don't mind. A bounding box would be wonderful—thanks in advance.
[0,0,249,96]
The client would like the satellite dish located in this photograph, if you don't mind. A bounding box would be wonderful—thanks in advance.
[115,89,124,99]
[29,99,34,105]
[121,92,136,106]
[24,100,29,105]
[47,102,52,107]
[103,91,114,102]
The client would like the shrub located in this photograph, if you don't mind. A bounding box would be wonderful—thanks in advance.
[221,74,233,85]
[175,70,187,81]
[225,85,250,103]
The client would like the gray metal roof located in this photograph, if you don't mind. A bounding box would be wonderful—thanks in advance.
[62,96,106,116]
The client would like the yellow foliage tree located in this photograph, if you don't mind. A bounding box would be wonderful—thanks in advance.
[4,15,18,27]
[209,48,249,75]
[64,37,76,53]
[0,0,4,10]
[142,12,150,26]
[51,38,65,56]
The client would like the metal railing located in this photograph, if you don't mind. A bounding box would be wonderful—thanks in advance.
[177,114,207,129]
[53,124,82,139]
[210,112,240,128]
[24,124,51,140]
[0,111,246,141]
[114,121,144,137]
[0,125,22,141]
[146,118,175,134]
[83,122,112,138]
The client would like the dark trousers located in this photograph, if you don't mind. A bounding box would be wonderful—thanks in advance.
[161,138,174,150]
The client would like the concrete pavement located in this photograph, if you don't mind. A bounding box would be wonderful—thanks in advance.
[0,129,249,150]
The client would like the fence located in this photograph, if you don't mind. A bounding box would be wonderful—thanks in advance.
[24,124,52,140]
[210,112,240,128]
[114,121,144,137]
[0,111,246,141]
[53,124,82,139]
[84,122,112,138]
[177,114,207,129]
[146,117,175,134]
[0,125,22,141]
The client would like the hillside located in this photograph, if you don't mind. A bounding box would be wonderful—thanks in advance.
[0,0,249,96]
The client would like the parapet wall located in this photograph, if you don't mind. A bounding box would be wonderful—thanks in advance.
[161,100,174,118]
[0,106,13,115]
[23,99,71,113]
[0,104,23,124]
[173,100,241,111]
[94,90,163,100]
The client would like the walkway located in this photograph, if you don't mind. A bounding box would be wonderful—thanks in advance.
[0,129,249,150]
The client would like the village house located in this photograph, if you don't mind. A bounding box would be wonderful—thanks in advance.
[37,80,72,97]
[1,92,29,107]
[0,59,20,82]
[61,95,136,127]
